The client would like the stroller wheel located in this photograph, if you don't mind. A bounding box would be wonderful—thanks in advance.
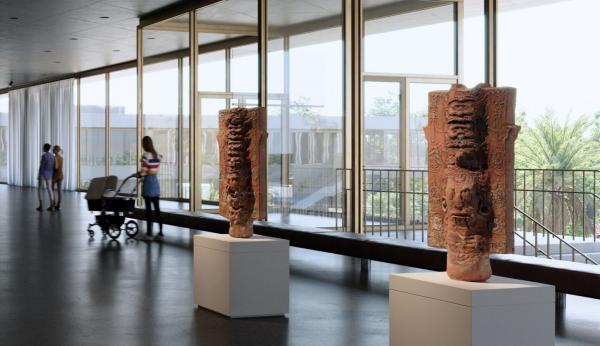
[125,220,139,238]
[88,228,95,237]
[107,225,121,240]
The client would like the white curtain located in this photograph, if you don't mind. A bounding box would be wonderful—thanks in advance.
[8,79,77,189]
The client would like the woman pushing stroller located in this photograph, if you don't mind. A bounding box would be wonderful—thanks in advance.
[138,136,164,242]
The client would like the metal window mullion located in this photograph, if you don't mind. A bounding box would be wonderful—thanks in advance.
[136,27,144,203]
[282,36,290,187]
[105,72,110,177]
[344,0,363,233]
[190,10,201,211]
[401,78,410,227]
[258,0,268,220]
[76,78,81,189]
[455,0,464,83]
[258,0,268,109]
[225,48,231,108]
[178,57,184,200]
[485,0,498,86]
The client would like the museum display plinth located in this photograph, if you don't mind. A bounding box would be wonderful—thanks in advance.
[389,272,554,346]
[193,233,289,318]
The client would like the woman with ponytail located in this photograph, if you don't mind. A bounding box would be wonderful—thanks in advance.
[139,136,164,241]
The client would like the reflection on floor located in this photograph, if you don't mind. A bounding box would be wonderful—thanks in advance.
[0,185,599,345]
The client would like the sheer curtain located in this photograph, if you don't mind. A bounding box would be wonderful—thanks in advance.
[8,79,77,189]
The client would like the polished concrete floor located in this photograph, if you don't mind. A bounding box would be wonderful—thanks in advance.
[1,185,599,346]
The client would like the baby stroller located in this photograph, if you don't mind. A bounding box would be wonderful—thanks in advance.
[85,173,140,240]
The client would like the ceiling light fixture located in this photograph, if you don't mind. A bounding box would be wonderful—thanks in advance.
[43,50,52,53]
[112,49,120,52]
[70,37,78,41]
[99,16,110,19]
[54,61,61,64]
[147,37,155,40]
[9,17,18,20]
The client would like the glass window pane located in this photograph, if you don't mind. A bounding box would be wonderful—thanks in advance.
[231,43,258,95]
[364,81,400,167]
[143,59,180,199]
[268,0,344,228]
[463,0,485,87]
[80,75,106,189]
[498,0,600,126]
[109,68,137,183]
[0,93,7,182]
[364,2,456,75]
[408,83,451,169]
[198,50,226,92]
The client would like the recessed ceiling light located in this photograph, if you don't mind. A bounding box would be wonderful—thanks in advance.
[43,50,52,53]
[112,49,120,52]
[99,16,110,19]
[54,61,61,64]
[147,37,155,40]
[69,37,78,41]
[9,17,18,20]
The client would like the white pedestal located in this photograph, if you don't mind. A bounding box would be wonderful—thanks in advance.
[193,233,289,318]
[389,272,555,346]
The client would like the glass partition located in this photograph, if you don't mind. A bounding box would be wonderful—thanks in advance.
[79,75,106,189]
[109,68,137,182]
[364,1,456,76]
[463,0,485,87]
[268,0,344,227]
[0,93,7,183]
[196,0,259,207]
[143,13,190,201]
[498,0,600,131]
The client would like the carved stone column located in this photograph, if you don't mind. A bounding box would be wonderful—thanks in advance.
[424,84,519,281]
[217,107,267,238]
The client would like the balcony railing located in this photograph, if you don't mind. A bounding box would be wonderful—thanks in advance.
[332,168,600,265]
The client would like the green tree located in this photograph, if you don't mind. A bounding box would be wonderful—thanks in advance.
[515,111,599,169]
[515,111,600,237]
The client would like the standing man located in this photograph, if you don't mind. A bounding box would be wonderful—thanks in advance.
[37,143,55,211]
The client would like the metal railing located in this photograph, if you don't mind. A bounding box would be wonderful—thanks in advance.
[331,167,599,264]
[515,206,598,264]
[514,169,600,242]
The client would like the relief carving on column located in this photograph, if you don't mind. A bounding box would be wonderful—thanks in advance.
[217,107,267,238]
[424,84,519,281]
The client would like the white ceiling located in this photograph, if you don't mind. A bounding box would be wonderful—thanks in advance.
[0,0,462,89]
[0,0,181,87]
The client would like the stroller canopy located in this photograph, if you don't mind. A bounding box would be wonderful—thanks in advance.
[85,176,118,200]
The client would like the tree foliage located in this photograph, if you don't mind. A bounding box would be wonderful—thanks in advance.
[515,111,599,169]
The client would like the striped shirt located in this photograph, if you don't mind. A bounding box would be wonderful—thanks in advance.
[140,152,161,175]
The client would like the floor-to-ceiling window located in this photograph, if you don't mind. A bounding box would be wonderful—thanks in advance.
[362,1,457,234]
[109,68,137,182]
[143,59,180,199]
[268,0,344,228]
[498,0,600,162]
[79,75,106,189]
[463,0,485,87]
[0,93,7,183]
[198,50,226,203]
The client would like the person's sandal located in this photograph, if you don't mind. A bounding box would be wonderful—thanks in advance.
[153,234,164,242]
[36,206,42,211]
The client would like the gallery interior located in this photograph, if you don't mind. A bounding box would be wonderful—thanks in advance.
[1,0,600,345]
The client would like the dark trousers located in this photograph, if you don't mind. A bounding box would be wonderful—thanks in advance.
[144,196,163,236]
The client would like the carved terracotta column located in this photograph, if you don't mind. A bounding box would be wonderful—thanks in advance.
[217,107,267,238]
[424,84,519,281]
